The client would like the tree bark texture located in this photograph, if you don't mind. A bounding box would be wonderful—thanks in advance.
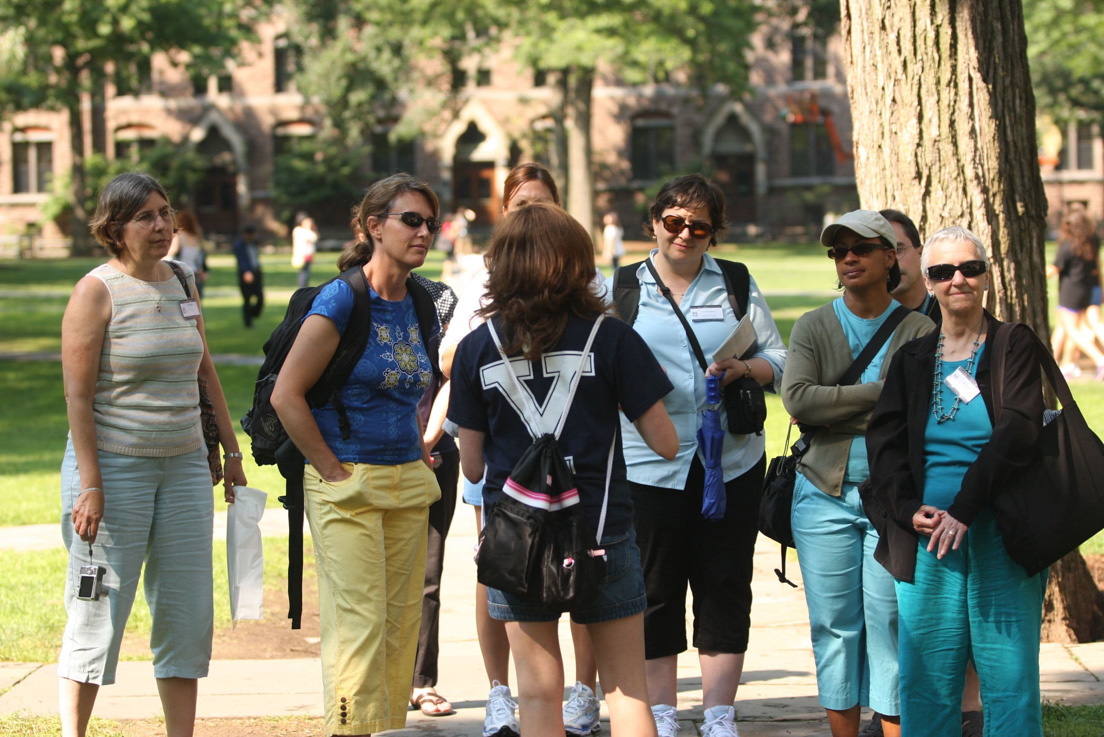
[565,66,595,238]
[841,0,1048,335]
[842,0,1100,643]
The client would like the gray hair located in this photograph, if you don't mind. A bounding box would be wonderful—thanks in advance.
[920,226,989,274]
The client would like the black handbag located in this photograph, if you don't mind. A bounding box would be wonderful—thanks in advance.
[989,324,1104,575]
[760,305,912,586]
[723,377,768,435]
[474,316,613,612]
[644,260,767,434]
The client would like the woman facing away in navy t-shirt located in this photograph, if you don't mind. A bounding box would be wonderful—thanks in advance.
[448,202,679,737]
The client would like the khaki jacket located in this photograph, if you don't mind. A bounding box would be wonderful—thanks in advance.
[780,301,934,497]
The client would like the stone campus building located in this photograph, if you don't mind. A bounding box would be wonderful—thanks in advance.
[0,16,1096,244]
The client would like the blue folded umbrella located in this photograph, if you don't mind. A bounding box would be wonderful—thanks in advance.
[698,374,726,520]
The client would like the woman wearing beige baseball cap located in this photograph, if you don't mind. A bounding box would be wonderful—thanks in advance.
[780,210,935,737]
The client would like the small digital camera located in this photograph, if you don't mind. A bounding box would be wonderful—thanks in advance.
[77,565,106,601]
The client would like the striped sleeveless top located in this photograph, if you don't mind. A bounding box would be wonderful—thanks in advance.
[86,262,205,456]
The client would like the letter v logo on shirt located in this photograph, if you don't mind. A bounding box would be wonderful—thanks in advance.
[479,351,596,439]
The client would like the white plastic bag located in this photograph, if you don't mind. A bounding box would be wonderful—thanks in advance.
[227,485,267,623]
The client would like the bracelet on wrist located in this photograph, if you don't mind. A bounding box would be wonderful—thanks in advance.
[224,451,244,460]
[81,487,103,494]
[741,360,753,379]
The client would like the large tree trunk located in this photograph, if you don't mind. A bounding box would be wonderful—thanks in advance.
[841,0,1047,333]
[841,0,1101,642]
[565,66,594,238]
[66,84,92,256]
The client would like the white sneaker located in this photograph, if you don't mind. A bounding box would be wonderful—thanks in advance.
[701,705,740,737]
[652,704,679,737]
[563,681,601,735]
[484,680,520,737]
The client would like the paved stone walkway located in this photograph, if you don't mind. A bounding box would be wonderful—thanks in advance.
[2,518,1102,734]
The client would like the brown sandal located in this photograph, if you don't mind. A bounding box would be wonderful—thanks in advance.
[411,690,454,717]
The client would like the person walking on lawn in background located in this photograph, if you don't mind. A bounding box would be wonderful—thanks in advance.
[291,211,318,289]
[233,224,264,328]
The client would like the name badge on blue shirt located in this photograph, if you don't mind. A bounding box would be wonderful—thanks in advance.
[690,305,724,322]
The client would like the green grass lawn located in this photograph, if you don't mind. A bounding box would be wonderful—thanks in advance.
[1,535,306,663]
[3,241,1103,557]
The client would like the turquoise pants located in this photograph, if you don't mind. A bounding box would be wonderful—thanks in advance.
[791,475,900,714]
[895,510,1047,737]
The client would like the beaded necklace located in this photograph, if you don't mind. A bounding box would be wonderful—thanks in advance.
[931,328,983,423]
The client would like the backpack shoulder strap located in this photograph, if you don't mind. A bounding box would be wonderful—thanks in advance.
[406,275,440,372]
[323,267,373,390]
[611,260,646,325]
[714,258,750,321]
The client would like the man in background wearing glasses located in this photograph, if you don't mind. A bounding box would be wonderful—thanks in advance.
[880,209,940,324]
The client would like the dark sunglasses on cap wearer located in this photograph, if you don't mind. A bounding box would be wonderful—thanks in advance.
[379,211,443,234]
[660,214,714,240]
[926,260,988,282]
[825,242,892,261]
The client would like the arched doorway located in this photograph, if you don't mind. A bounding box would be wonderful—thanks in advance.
[194,128,239,237]
[452,122,498,227]
[711,116,757,225]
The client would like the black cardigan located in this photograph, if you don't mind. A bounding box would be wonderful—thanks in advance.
[864,312,1044,582]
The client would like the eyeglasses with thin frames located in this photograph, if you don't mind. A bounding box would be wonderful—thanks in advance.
[380,211,442,234]
[128,207,177,230]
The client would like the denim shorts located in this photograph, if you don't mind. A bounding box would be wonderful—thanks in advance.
[486,527,647,624]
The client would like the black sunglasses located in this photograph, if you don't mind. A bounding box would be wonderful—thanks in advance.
[661,215,714,240]
[926,260,988,282]
[380,211,442,234]
[826,242,889,260]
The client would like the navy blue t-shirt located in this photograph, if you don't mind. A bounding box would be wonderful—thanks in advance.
[448,314,673,536]
[305,278,439,464]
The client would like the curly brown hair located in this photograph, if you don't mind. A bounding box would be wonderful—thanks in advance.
[477,203,605,360]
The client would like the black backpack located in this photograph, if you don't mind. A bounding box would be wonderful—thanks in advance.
[240,266,438,628]
[611,257,751,326]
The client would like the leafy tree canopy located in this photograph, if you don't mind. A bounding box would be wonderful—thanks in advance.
[0,0,265,115]
[1024,0,1104,124]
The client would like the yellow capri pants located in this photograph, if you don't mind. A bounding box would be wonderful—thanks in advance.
[304,459,441,735]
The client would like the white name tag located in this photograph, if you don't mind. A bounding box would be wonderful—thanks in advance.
[944,366,980,402]
[690,305,724,321]
[180,299,201,320]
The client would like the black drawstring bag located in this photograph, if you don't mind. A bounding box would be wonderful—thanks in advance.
[474,317,614,612]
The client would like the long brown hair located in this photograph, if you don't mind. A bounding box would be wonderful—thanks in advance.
[1061,209,1099,262]
[502,162,560,209]
[478,203,604,360]
[341,173,440,271]
[175,208,202,237]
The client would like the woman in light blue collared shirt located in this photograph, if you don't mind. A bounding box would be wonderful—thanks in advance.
[605,174,786,737]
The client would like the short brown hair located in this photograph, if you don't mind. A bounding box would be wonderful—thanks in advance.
[478,202,605,360]
[645,174,728,247]
[88,173,171,257]
[342,173,440,271]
